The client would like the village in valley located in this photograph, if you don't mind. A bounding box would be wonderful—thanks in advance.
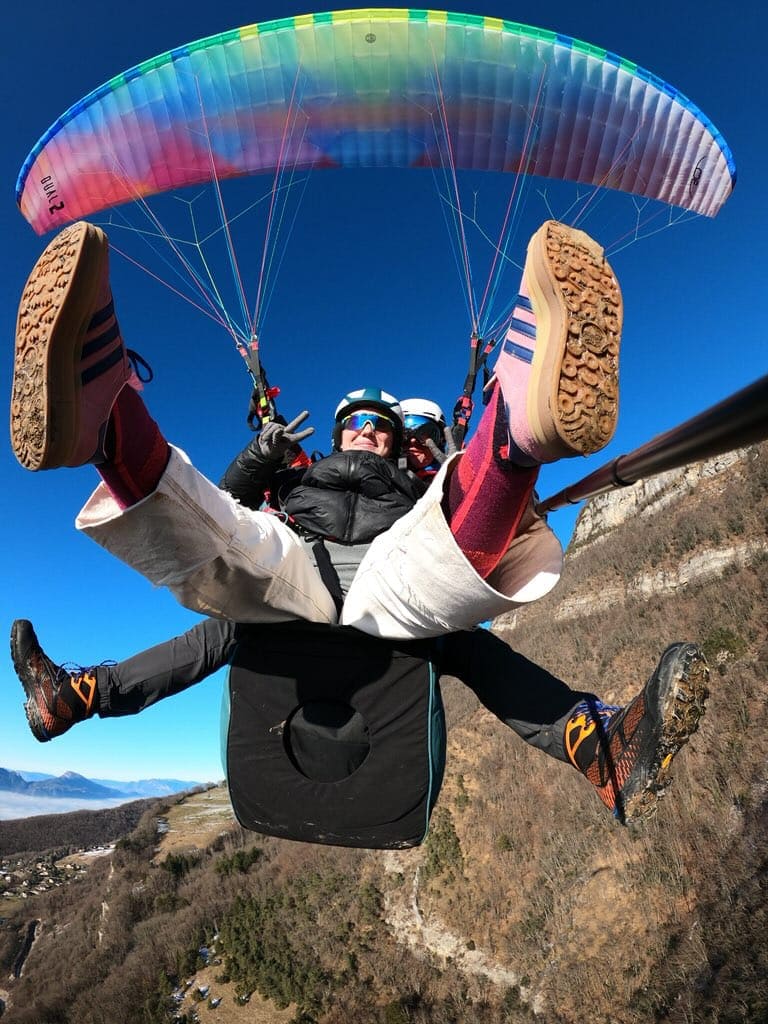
[1,847,114,905]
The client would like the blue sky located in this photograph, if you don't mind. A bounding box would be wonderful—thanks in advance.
[1,0,764,786]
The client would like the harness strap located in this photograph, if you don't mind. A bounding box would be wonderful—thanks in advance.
[452,332,495,447]
[310,538,345,616]
[240,336,280,431]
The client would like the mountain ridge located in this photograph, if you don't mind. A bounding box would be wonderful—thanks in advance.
[0,768,125,799]
[0,768,209,820]
[11,769,207,797]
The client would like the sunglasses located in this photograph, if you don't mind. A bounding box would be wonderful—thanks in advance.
[404,414,444,447]
[341,411,396,434]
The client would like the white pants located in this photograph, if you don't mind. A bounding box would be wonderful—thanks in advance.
[76,447,563,640]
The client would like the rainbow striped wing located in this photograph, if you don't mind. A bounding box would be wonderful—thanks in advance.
[17,8,735,234]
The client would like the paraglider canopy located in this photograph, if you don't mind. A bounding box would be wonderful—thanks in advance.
[17,7,735,235]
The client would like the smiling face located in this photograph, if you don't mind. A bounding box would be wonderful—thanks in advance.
[339,410,395,457]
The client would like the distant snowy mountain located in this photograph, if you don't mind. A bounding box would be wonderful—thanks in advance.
[0,768,29,793]
[13,769,206,797]
[0,768,125,798]
[90,777,205,797]
[15,770,52,782]
[0,767,211,820]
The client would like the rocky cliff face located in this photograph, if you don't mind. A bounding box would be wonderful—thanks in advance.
[569,447,749,549]
[501,443,767,631]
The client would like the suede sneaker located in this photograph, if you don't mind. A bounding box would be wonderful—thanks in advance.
[493,219,622,464]
[565,643,709,824]
[11,221,131,470]
[11,619,98,742]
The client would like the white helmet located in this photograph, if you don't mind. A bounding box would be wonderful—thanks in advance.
[401,398,447,451]
[400,398,446,425]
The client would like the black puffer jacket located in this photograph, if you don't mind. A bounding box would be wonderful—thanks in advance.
[220,443,426,544]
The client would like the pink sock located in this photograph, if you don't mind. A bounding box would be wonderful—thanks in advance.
[442,384,538,579]
[97,386,170,509]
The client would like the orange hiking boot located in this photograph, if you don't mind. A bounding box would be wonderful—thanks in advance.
[493,219,622,464]
[564,644,709,824]
[11,221,132,470]
[11,619,98,742]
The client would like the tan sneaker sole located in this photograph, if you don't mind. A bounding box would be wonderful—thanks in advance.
[525,220,622,458]
[11,221,109,470]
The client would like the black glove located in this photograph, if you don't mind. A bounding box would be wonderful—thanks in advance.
[424,426,459,465]
[257,411,315,461]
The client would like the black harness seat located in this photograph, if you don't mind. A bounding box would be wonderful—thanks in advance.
[223,621,446,849]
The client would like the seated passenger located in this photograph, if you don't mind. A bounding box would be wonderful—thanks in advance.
[10,218,620,638]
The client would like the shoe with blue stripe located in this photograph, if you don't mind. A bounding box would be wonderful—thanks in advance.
[11,221,132,470]
[493,219,623,464]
